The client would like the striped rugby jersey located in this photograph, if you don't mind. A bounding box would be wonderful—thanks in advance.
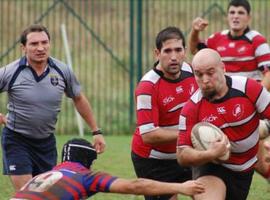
[205,29,270,81]
[11,162,117,200]
[178,75,270,172]
[132,62,198,159]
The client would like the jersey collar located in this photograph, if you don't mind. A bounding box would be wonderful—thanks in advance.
[227,27,250,40]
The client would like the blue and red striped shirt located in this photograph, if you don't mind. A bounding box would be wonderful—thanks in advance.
[11,161,117,200]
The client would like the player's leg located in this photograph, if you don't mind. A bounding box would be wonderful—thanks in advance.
[193,175,225,200]
[254,140,270,180]
[192,163,254,200]
[1,127,57,191]
[10,175,32,191]
[255,120,270,180]
[1,127,33,191]
[31,133,57,177]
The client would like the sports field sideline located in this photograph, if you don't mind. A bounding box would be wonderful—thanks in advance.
[1,135,269,200]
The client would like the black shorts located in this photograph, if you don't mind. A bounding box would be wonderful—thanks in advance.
[1,127,57,176]
[192,163,254,200]
[131,151,192,200]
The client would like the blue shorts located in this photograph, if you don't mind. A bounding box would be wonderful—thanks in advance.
[1,127,57,176]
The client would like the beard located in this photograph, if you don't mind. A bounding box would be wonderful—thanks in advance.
[201,88,217,101]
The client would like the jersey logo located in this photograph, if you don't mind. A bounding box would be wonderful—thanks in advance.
[237,46,247,54]
[9,165,16,171]
[50,74,59,86]
[229,42,235,48]
[163,96,175,106]
[217,106,226,114]
[233,104,243,118]
[176,86,183,94]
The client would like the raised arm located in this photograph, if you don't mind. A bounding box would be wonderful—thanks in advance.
[188,17,208,55]
[109,178,205,196]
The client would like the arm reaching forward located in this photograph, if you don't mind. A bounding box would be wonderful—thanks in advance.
[109,178,205,196]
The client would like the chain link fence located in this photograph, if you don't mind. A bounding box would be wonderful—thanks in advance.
[1,0,270,135]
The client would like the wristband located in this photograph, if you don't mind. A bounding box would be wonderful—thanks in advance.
[92,129,102,136]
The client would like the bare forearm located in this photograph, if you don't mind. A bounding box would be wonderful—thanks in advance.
[111,179,183,195]
[188,29,201,55]
[177,147,215,166]
[142,128,178,145]
[73,93,99,131]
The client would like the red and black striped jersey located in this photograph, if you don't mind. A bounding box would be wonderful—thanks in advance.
[132,62,198,159]
[11,162,117,200]
[205,29,270,81]
[177,76,270,172]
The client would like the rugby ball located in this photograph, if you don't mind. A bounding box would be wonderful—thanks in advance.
[191,122,230,161]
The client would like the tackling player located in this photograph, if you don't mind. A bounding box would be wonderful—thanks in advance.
[11,138,205,199]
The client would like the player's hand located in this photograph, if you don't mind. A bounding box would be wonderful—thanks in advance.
[93,134,106,154]
[208,134,230,160]
[0,113,7,125]
[179,180,205,196]
[192,17,208,32]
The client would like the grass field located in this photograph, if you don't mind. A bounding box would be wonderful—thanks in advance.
[1,135,270,200]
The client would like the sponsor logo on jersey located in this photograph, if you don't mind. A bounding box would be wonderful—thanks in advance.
[233,104,243,118]
[237,46,246,54]
[217,106,226,114]
[9,165,16,171]
[163,96,175,106]
[176,86,183,94]
[50,74,59,86]
[202,114,218,122]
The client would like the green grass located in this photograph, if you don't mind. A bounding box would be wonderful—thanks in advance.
[1,135,270,200]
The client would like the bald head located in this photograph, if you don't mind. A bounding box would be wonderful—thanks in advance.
[192,48,227,101]
[192,48,222,69]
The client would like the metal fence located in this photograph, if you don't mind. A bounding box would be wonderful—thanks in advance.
[1,0,270,135]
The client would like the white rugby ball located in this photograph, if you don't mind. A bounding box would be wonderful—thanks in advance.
[191,122,230,161]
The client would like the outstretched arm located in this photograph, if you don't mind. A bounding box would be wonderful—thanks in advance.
[109,178,205,196]
[188,17,208,55]
[72,93,106,153]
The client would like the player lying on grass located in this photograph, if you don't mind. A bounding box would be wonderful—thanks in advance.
[11,138,205,200]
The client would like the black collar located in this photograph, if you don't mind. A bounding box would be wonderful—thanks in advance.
[227,27,250,40]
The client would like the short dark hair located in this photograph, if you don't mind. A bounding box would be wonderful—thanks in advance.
[62,138,97,169]
[20,24,50,45]
[228,0,251,14]
[155,26,185,51]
